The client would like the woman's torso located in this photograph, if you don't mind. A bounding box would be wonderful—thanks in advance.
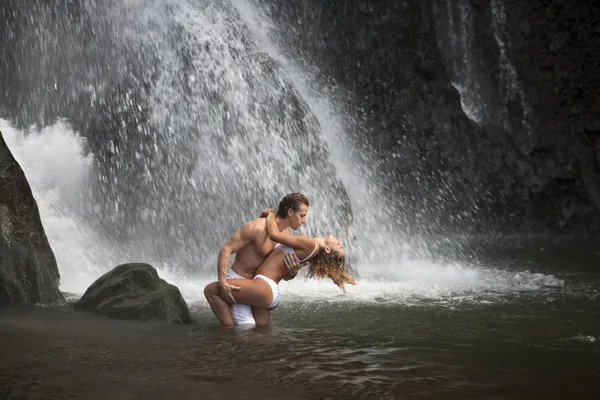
[255,242,317,282]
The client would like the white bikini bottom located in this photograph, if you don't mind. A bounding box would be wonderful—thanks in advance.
[254,274,280,308]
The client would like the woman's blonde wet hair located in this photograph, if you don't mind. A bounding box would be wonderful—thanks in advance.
[306,248,356,289]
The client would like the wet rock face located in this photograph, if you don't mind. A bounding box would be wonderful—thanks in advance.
[505,0,600,231]
[260,0,600,234]
[0,131,65,306]
[74,263,192,324]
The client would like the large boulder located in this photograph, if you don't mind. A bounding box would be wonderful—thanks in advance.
[0,130,65,306]
[74,263,192,324]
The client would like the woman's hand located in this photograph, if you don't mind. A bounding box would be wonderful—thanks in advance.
[282,253,302,281]
[259,208,275,218]
[217,280,241,303]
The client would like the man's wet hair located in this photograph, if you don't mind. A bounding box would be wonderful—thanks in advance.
[276,193,309,219]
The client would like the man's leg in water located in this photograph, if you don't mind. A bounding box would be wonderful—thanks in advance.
[204,284,266,327]
[204,282,235,327]
[226,270,257,326]
[204,279,271,327]
[222,271,272,326]
[252,307,271,325]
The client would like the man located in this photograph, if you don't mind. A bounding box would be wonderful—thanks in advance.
[213,193,310,326]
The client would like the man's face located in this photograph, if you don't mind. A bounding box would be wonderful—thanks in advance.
[287,204,308,230]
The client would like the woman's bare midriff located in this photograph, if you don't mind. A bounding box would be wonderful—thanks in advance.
[255,250,288,283]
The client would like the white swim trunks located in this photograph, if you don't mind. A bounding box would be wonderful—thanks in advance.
[226,270,255,325]
[254,274,280,308]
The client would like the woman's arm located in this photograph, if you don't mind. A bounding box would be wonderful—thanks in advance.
[266,211,315,252]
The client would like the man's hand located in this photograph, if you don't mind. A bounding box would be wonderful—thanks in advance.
[260,208,275,218]
[217,280,241,303]
[283,253,302,280]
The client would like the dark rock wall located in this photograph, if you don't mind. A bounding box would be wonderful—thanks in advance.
[260,0,600,234]
[0,131,64,305]
[433,0,600,232]
[503,0,600,231]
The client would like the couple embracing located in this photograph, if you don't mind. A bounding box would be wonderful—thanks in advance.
[204,193,355,327]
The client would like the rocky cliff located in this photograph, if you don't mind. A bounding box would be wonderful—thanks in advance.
[0,130,64,305]
[260,0,600,234]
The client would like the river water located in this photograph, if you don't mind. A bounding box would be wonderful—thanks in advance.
[187,237,600,399]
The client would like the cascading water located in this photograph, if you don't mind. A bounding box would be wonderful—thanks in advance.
[443,0,486,124]
[490,0,532,148]
[438,0,531,143]
[104,0,354,265]
[229,0,411,268]
[0,0,562,305]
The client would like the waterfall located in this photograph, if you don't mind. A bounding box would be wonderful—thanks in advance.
[0,0,562,303]
[229,0,411,269]
[106,0,355,265]
[2,0,395,283]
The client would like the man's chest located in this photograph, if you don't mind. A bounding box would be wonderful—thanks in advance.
[253,236,275,258]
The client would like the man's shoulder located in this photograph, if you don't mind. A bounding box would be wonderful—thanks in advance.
[239,218,266,236]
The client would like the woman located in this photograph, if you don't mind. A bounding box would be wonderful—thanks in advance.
[204,210,355,326]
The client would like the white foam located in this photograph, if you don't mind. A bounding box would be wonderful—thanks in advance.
[573,335,598,343]
[155,258,564,307]
[1,119,92,193]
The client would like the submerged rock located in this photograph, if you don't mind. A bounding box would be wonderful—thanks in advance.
[0,130,65,306]
[74,263,192,324]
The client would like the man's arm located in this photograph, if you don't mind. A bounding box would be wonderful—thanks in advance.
[217,222,263,302]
